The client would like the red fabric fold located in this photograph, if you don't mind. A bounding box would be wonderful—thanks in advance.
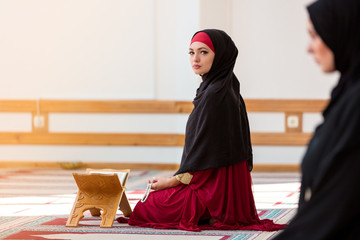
[119,161,285,232]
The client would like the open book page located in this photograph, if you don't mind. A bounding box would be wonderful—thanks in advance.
[88,171,128,186]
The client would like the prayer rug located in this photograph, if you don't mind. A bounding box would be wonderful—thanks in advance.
[0,208,295,240]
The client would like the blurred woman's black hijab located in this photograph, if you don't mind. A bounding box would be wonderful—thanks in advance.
[175,29,253,175]
[308,0,360,117]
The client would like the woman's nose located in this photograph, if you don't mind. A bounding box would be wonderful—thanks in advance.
[193,53,200,62]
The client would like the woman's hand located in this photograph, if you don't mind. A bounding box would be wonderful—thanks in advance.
[150,176,180,191]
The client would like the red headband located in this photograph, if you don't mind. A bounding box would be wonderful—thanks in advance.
[190,32,215,53]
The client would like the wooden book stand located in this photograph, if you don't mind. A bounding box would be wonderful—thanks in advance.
[66,169,132,228]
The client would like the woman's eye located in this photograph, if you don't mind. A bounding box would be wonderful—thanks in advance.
[188,51,194,55]
[201,51,208,54]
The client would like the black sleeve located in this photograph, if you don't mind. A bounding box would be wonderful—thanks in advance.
[274,148,360,240]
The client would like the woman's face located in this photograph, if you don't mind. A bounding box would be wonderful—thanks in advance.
[189,41,215,75]
[307,19,335,73]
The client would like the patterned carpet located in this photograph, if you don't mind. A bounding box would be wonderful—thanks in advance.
[0,169,300,240]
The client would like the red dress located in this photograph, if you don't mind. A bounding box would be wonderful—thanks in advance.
[120,161,285,232]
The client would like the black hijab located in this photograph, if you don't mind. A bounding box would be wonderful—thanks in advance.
[175,29,253,175]
[308,0,360,117]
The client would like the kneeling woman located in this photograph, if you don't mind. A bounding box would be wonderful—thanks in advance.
[119,29,285,232]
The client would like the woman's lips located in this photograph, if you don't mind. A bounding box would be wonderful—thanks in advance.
[193,65,201,69]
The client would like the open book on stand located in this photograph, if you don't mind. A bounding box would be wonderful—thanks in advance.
[86,169,129,186]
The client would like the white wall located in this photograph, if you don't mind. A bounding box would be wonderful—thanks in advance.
[0,0,156,99]
[232,0,339,99]
[154,0,200,100]
[0,0,339,167]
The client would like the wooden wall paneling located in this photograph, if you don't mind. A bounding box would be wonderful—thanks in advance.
[0,99,328,113]
[0,132,313,146]
[40,100,181,113]
[244,99,328,113]
[0,99,326,171]
[251,132,312,146]
[0,132,185,146]
[0,100,36,112]
[175,101,194,113]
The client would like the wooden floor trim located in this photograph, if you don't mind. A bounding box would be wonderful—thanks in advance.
[0,161,300,172]
[252,164,300,172]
